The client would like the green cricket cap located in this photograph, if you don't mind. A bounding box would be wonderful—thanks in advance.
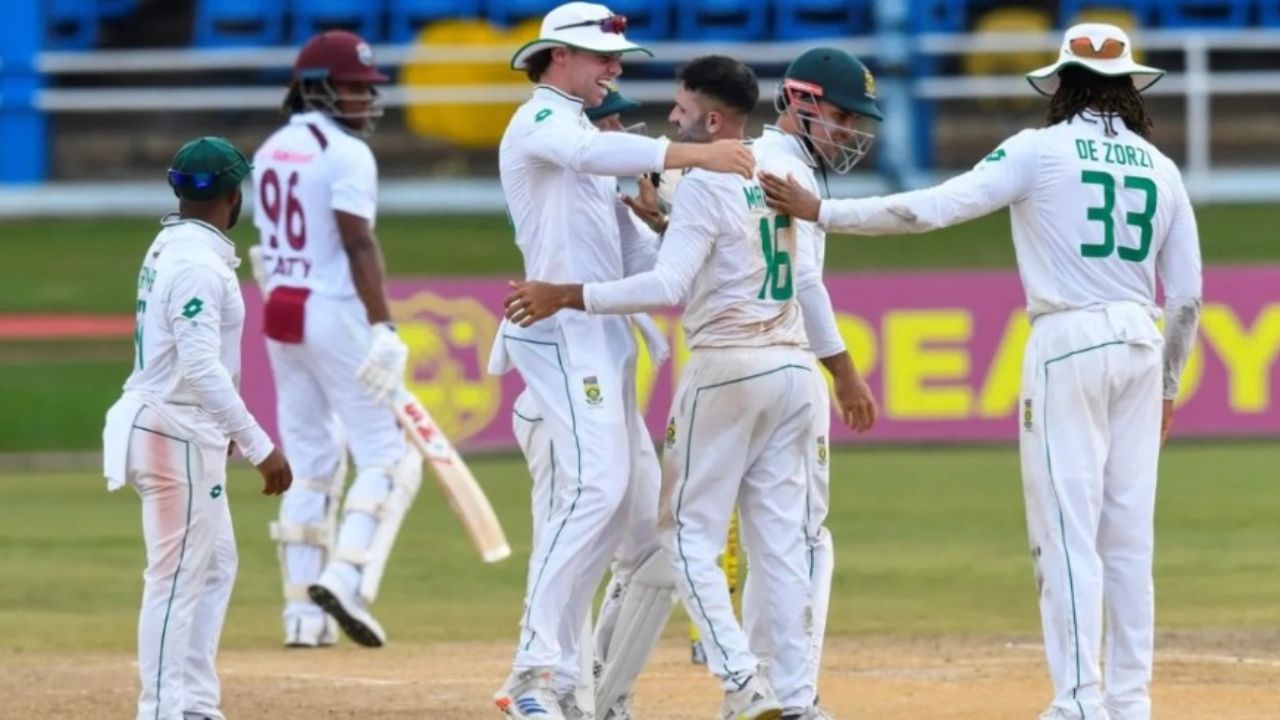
[587,86,641,122]
[784,47,883,121]
[167,136,252,201]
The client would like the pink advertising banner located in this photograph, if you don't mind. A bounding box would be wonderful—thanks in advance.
[240,266,1280,450]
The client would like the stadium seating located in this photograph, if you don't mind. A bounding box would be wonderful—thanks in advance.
[487,0,562,27]
[676,0,768,41]
[1158,0,1251,26]
[1263,0,1280,26]
[97,0,137,20]
[193,0,287,47]
[775,0,874,39]
[389,0,482,42]
[47,0,99,50]
[606,0,673,40]
[908,0,967,32]
[1060,0,1155,26]
[291,0,383,43]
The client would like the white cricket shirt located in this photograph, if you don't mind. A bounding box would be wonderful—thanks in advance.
[500,85,670,285]
[584,146,808,350]
[118,217,273,463]
[753,125,846,359]
[252,111,378,298]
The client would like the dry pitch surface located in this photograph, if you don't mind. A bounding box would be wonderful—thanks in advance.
[4,632,1277,719]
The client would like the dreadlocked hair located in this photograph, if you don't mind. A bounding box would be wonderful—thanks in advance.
[1046,66,1153,139]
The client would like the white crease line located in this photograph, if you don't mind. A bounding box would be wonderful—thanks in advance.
[219,668,409,687]
[1005,642,1280,668]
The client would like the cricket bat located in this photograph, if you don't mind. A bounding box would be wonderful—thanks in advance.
[391,386,512,563]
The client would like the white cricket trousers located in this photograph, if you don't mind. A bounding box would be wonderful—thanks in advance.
[1020,304,1163,720]
[266,293,406,614]
[513,387,661,694]
[662,346,814,708]
[502,313,654,675]
[128,406,237,720]
[743,355,833,698]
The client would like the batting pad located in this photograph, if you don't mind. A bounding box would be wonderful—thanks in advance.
[595,550,677,712]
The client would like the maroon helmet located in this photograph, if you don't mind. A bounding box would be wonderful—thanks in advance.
[286,30,389,134]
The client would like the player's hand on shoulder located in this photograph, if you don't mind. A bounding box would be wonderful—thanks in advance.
[256,448,292,496]
[702,139,755,179]
[504,281,581,327]
[759,171,820,222]
[833,367,878,433]
[357,322,409,403]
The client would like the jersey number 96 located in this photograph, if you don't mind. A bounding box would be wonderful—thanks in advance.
[260,168,307,250]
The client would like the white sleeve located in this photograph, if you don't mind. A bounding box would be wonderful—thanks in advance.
[1158,177,1203,399]
[331,143,378,219]
[819,129,1039,235]
[523,116,668,177]
[167,266,274,463]
[616,196,660,275]
[584,175,719,314]
[793,218,845,358]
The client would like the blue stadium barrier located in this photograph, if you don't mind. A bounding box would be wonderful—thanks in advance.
[1158,0,1251,27]
[194,0,287,48]
[47,0,99,50]
[97,0,138,20]
[292,0,384,43]
[1059,0,1155,25]
[389,0,482,42]
[487,0,562,27]
[1,1,45,182]
[676,0,768,41]
[607,0,673,40]
[775,0,874,39]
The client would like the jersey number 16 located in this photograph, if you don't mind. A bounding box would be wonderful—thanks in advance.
[758,214,794,301]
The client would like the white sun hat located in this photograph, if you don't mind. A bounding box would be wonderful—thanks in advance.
[1026,23,1164,96]
[511,2,652,71]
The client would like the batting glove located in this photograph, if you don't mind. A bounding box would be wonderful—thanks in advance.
[357,322,408,403]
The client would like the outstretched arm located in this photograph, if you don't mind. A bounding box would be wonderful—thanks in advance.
[761,129,1039,235]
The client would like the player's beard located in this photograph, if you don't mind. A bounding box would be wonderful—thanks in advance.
[677,114,713,144]
[227,191,243,230]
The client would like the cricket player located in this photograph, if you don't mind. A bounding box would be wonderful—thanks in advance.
[506,54,871,720]
[253,30,418,649]
[740,47,881,720]
[102,136,293,720]
[490,4,755,718]
[511,83,675,720]
[761,24,1202,720]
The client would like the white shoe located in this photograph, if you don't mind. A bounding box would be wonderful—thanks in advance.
[283,613,338,648]
[558,690,594,720]
[494,668,566,719]
[720,675,783,720]
[307,569,386,648]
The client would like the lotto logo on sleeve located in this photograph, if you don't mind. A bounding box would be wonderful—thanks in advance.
[182,297,205,319]
[582,376,603,407]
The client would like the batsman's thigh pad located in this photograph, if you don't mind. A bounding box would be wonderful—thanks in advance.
[334,445,423,604]
[595,549,677,711]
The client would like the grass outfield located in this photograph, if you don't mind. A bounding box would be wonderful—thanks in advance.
[1,444,1277,652]
[0,205,1278,314]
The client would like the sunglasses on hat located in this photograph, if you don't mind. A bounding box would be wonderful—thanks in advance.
[1067,36,1127,60]
[167,157,248,190]
[555,14,628,35]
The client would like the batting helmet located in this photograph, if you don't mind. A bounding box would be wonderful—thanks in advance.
[285,30,389,134]
[776,47,883,174]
